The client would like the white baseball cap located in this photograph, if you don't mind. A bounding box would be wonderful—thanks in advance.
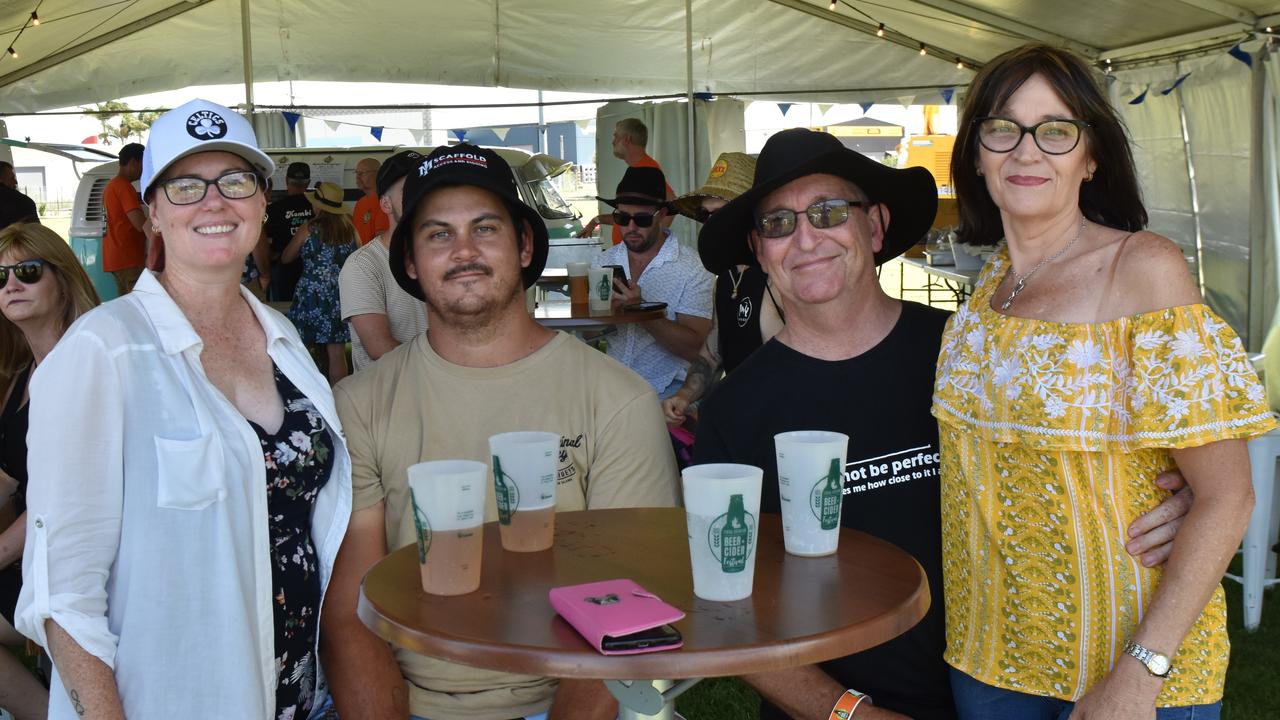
[141,98,275,198]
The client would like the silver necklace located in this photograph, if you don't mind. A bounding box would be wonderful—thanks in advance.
[1000,217,1087,311]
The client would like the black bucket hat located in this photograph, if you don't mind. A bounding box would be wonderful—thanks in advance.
[388,144,549,300]
[596,166,669,208]
[698,128,937,274]
[376,150,424,198]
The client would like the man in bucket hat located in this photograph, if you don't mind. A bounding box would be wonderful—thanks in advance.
[322,143,678,720]
[592,165,714,398]
[692,129,1193,720]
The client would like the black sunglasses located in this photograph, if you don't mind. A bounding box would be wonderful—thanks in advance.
[755,199,868,239]
[612,207,664,228]
[0,258,46,286]
[975,116,1090,155]
[160,170,262,206]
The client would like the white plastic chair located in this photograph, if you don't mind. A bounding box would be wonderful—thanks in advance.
[1224,425,1280,630]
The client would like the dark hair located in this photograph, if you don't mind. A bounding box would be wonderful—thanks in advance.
[119,143,145,165]
[0,161,11,173]
[952,43,1147,246]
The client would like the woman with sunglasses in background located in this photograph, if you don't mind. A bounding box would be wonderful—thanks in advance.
[933,44,1269,719]
[0,223,99,720]
[15,100,351,720]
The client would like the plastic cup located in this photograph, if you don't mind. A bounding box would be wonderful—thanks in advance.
[489,431,560,552]
[407,460,488,595]
[567,262,590,308]
[774,431,849,557]
[681,463,763,601]
[588,267,613,314]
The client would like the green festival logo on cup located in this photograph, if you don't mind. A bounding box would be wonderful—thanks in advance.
[411,488,432,563]
[596,272,611,300]
[492,455,520,525]
[708,493,755,573]
[809,458,843,531]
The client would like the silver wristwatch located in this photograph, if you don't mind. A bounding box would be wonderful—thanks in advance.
[1122,640,1172,678]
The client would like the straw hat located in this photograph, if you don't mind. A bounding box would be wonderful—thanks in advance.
[671,152,757,219]
[310,182,347,214]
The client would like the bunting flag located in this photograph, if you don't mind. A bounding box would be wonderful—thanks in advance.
[1160,73,1191,95]
[451,129,468,142]
[493,127,511,141]
[410,129,429,145]
[778,103,796,116]
[897,95,915,108]
[1128,88,1148,105]
[282,111,301,131]
[692,92,715,101]
[1228,44,1253,68]
[370,126,384,141]
[576,119,592,130]
[859,102,874,113]
[324,119,341,132]
[817,103,833,116]
[940,87,955,104]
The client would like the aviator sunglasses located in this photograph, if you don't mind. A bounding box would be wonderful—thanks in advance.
[755,199,869,238]
[612,207,664,228]
[159,170,262,206]
[0,258,47,286]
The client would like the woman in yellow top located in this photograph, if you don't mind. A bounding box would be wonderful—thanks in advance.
[934,44,1272,720]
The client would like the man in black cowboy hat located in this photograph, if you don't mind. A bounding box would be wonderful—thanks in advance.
[322,144,677,720]
[694,130,1196,719]
[593,165,714,398]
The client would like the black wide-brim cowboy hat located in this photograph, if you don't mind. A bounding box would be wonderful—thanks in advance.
[698,128,938,274]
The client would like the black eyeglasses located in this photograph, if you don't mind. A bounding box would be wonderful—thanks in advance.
[612,207,664,228]
[160,170,261,205]
[0,258,46,286]
[975,116,1090,155]
[755,199,868,239]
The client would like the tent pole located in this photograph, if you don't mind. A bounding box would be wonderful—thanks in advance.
[1175,64,1206,296]
[685,0,695,192]
[241,0,254,115]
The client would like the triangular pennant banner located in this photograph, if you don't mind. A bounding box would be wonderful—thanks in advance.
[940,87,955,105]
[1228,44,1253,68]
[1160,73,1191,95]
[817,104,833,115]
[493,127,511,141]
[1128,88,1148,105]
[859,102,874,113]
[324,119,341,132]
[897,95,915,108]
[576,119,592,130]
[778,103,796,116]
[370,126,384,141]
[282,112,301,131]
[411,129,429,145]
[451,129,468,142]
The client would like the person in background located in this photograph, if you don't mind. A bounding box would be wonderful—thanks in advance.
[101,142,147,296]
[15,98,351,719]
[339,150,428,372]
[936,43,1268,720]
[266,161,315,302]
[0,162,38,230]
[577,118,676,243]
[285,181,359,385]
[352,157,389,246]
[662,152,784,427]
[0,223,99,720]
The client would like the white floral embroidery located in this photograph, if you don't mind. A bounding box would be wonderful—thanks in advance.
[1065,338,1102,369]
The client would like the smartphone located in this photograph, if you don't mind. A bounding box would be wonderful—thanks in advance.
[622,301,668,313]
[600,623,682,652]
[604,264,627,285]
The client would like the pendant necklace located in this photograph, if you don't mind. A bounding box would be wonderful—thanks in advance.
[728,267,745,299]
[1001,217,1087,311]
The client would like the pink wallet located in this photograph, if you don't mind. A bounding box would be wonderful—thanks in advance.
[549,578,685,655]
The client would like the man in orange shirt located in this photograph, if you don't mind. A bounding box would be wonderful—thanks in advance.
[352,157,389,245]
[102,143,147,296]
[578,119,676,244]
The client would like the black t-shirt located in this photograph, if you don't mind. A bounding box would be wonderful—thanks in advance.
[694,301,955,720]
[715,266,768,374]
[265,194,314,300]
[0,185,38,230]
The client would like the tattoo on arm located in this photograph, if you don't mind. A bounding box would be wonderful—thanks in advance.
[682,355,720,404]
[70,689,85,716]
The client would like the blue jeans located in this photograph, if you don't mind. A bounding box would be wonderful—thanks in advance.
[951,669,1221,720]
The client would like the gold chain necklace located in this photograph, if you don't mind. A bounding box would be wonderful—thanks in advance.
[1000,217,1087,311]
[728,267,745,299]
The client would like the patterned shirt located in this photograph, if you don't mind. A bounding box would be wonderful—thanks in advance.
[594,232,714,393]
[932,250,1274,706]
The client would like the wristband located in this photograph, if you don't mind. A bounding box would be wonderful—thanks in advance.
[829,688,870,719]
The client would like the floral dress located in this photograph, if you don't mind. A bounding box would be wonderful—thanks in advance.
[932,249,1274,707]
[288,227,357,344]
[249,365,334,720]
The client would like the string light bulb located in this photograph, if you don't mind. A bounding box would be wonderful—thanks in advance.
[7,47,16,58]
[919,44,927,56]
[956,59,965,69]
[828,0,837,9]
[876,23,885,37]
[29,11,39,26]
[1268,26,1275,32]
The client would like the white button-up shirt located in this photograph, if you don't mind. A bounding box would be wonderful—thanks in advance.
[594,233,714,393]
[17,271,352,720]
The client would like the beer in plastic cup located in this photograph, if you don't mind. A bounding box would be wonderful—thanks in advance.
[407,460,487,595]
[775,430,849,556]
[681,463,763,601]
[567,262,590,308]
[489,431,560,552]
[588,267,613,314]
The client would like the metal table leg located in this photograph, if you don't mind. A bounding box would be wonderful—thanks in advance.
[606,678,701,719]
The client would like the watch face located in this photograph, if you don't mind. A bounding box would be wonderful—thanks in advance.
[1148,654,1171,676]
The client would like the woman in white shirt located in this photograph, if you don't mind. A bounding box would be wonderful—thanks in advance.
[16,99,352,720]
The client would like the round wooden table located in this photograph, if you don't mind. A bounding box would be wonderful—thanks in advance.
[533,300,665,329]
[359,508,930,718]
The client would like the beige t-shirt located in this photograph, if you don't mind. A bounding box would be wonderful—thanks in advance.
[333,331,680,720]
[338,237,428,371]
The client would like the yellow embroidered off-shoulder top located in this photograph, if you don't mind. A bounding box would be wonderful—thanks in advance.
[932,250,1275,706]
